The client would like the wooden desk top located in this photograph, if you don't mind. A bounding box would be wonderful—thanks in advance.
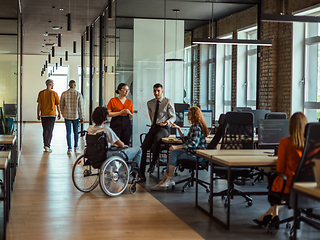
[0,135,16,145]
[294,182,320,199]
[0,157,8,169]
[0,151,11,159]
[162,135,214,144]
[196,149,277,167]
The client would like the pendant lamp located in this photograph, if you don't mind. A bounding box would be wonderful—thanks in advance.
[166,9,184,62]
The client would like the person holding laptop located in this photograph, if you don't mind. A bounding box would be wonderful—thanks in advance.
[253,112,308,229]
[151,106,208,190]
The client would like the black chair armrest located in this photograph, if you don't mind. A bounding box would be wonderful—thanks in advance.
[268,171,287,196]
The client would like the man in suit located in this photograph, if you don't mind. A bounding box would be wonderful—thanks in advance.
[139,83,176,182]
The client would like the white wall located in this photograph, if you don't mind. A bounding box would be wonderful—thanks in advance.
[22,55,83,121]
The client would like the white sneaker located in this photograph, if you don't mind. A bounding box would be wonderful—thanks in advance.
[159,177,175,188]
[67,149,72,154]
[74,147,79,152]
[44,146,52,153]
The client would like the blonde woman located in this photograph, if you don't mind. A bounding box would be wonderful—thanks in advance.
[253,112,308,228]
[151,106,209,190]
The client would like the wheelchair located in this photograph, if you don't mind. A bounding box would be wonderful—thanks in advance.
[72,131,139,196]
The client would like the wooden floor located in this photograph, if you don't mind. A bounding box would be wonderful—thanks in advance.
[6,123,203,240]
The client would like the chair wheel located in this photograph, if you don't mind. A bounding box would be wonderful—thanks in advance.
[221,196,225,200]
[267,229,272,233]
[129,184,137,194]
[252,182,255,186]
[247,200,253,207]
[206,188,210,193]
[286,223,291,229]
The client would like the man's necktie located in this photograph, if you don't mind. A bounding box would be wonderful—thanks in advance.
[152,100,160,127]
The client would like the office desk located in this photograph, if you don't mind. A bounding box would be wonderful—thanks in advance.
[0,152,10,238]
[292,183,320,239]
[195,149,277,230]
[0,135,17,190]
[149,135,215,181]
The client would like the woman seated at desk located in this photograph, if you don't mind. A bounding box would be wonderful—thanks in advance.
[253,112,308,229]
[151,106,208,190]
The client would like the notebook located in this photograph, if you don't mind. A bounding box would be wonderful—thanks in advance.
[176,127,190,138]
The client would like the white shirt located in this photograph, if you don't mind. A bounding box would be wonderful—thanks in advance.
[87,125,119,148]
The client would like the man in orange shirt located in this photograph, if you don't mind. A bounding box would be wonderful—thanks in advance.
[37,79,61,153]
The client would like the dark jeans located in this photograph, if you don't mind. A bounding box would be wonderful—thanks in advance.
[65,118,79,149]
[41,117,56,148]
[140,125,169,176]
[110,116,132,145]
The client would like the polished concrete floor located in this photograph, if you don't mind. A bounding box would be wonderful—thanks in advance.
[5,123,320,239]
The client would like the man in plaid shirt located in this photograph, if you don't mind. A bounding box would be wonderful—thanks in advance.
[60,80,84,153]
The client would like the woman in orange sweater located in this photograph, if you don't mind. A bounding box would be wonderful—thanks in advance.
[253,112,308,228]
[107,83,133,145]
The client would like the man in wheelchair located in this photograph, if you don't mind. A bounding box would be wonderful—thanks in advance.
[87,106,142,177]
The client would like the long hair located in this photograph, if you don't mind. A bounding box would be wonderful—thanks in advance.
[188,106,209,137]
[289,112,308,149]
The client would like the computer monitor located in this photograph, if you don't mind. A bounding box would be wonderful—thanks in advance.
[242,109,271,129]
[257,119,290,146]
[183,110,213,128]
[3,104,17,116]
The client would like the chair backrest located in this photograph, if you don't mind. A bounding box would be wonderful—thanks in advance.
[85,132,108,168]
[220,112,254,150]
[207,114,226,149]
[265,112,287,119]
[174,103,190,127]
[288,123,320,208]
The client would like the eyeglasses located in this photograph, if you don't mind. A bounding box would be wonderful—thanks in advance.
[121,88,130,92]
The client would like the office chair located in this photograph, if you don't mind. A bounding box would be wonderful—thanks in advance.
[265,112,287,119]
[212,111,255,207]
[175,114,226,192]
[267,123,320,235]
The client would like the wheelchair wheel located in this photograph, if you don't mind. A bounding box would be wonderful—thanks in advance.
[100,156,129,197]
[72,154,99,192]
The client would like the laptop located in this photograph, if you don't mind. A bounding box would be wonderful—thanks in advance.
[176,127,190,138]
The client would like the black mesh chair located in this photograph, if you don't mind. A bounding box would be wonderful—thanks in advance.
[175,114,226,192]
[267,123,320,234]
[265,112,287,119]
[212,111,255,207]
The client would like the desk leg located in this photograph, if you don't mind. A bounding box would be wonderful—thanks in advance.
[195,156,198,206]
[227,166,231,230]
[210,162,213,216]
[292,192,298,240]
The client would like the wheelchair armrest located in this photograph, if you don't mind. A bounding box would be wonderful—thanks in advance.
[109,145,129,151]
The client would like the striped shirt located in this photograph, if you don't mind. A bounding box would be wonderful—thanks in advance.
[60,88,84,120]
[181,124,207,154]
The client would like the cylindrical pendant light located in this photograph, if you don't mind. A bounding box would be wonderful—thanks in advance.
[56,62,58,69]
[65,51,68,61]
[108,0,112,20]
[41,71,43,76]
[67,13,71,31]
[60,57,62,66]
[86,26,89,42]
[48,54,51,63]
[44,64,46,70]
[52,67,55,73]
[52,46,55,57]
[58,34,61,47]
[45,60,48,68]
[73,41,76,53]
